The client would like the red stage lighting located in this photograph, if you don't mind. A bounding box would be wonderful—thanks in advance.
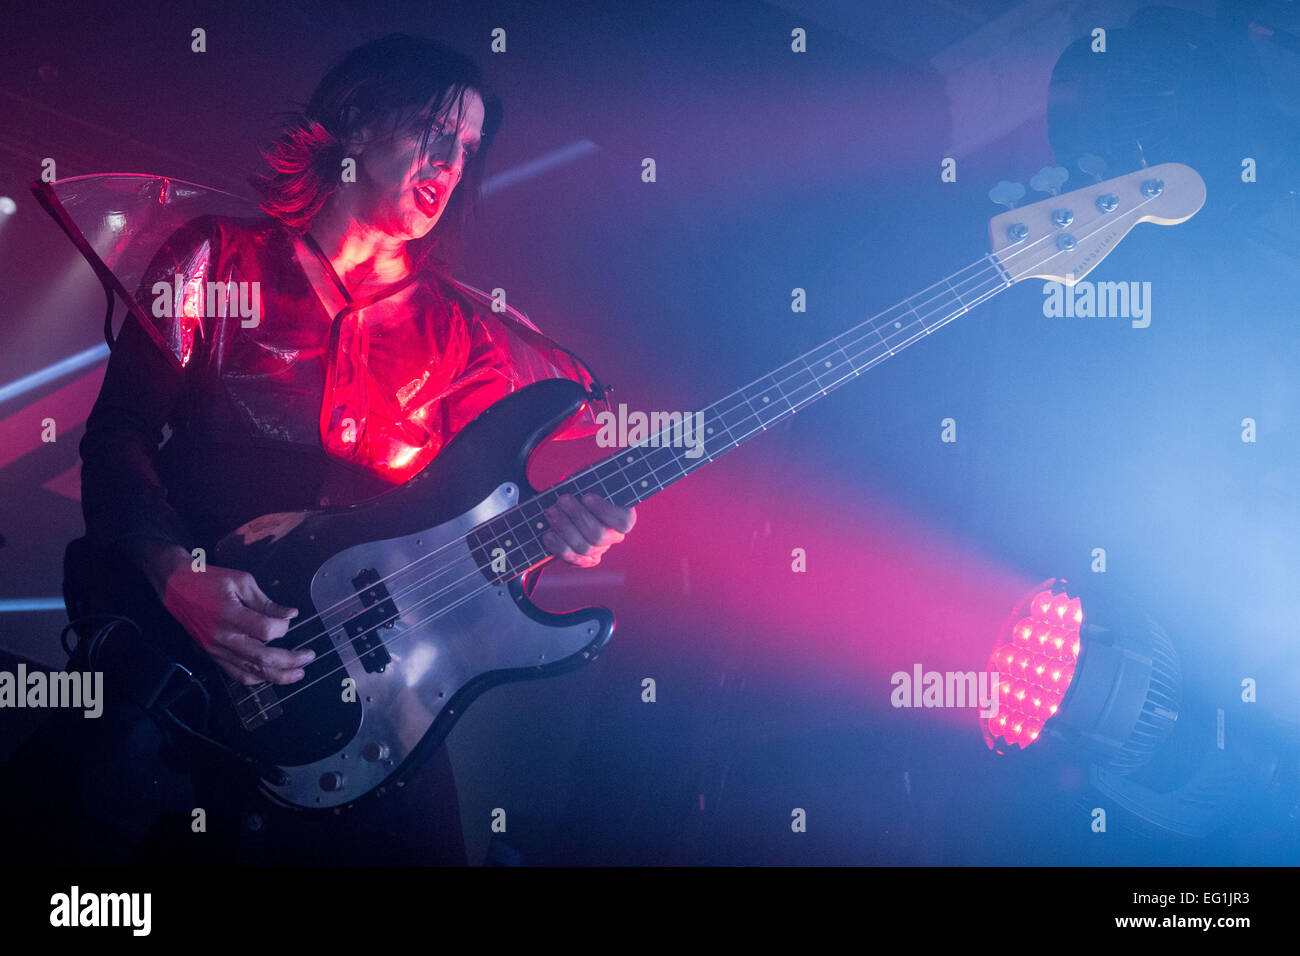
[982,581,1083,751]
[982,578,1180,771]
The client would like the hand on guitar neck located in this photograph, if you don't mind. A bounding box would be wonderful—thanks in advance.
[538,493,637,569]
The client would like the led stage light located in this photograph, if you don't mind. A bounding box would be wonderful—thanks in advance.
[983,578,1180,773]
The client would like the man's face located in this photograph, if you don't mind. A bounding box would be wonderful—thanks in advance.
[352,87,485,241]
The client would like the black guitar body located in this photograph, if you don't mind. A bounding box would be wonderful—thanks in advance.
[86,378,614,809]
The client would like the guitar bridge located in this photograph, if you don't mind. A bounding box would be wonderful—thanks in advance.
[232,680,282,731]
[346,569,396,673]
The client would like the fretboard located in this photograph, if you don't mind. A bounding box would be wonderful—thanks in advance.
[467,251,1014,574]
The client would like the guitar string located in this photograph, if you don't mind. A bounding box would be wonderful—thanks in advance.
[464,187,1164,549]
[228,252,1011,706]
[279,186,1149,655]
[234,190,1160,720]
[262,218,1033,649]
[243,242,1008,653]
[231,190,1160,714]
[235,260,1026,719]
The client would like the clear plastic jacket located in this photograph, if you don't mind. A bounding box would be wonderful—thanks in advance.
[41,174,604,484]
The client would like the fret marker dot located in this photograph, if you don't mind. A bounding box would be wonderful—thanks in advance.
[762,396,770,403]
[536,522,544,529]
[504,540,511,547]
[640,480,648,488]
[894,321,901,328]
[625,456,633,464]
[706,427,714,434]
[824,360,832,368]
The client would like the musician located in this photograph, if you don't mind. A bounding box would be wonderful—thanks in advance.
[2,34,635,865]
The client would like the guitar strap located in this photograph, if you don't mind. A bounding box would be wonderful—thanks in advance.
[62,597,280,790]
[300,230,357,304]
[80,619,206,724]
[62,537,208,723]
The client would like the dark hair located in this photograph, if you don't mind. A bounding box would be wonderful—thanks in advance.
[252,34,504,271]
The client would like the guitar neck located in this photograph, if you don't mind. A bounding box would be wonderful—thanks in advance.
[469,251,1015,571]
[578,251,1012,502]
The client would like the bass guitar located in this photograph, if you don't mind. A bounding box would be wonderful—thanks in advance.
[81,162,1205,809]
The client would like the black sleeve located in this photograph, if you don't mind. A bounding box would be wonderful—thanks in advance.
[78,312,197,557]
[78,217,219,560]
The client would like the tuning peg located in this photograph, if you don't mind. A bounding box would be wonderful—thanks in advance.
[1029,166,1069,196]
[988,180,1026,210]
[1077,153,1106,183]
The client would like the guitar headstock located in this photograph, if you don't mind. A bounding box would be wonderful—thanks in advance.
[988,162,1205,285]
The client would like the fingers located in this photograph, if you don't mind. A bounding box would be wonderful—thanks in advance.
[560,494,622,548]
[225,572,308,683]
[542,494,636,567]
[232,571,298,620]
[207,644,275,687]
[544,496,603,564]
[542,530,600,568]
[231,604,296,644]
[581,493,637,534]
[210,630,315,686]
[168,566,310,686]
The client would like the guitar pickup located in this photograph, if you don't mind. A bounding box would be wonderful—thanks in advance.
[345,569,396,673]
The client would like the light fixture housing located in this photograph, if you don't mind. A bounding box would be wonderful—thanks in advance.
[983,578,1180,773]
